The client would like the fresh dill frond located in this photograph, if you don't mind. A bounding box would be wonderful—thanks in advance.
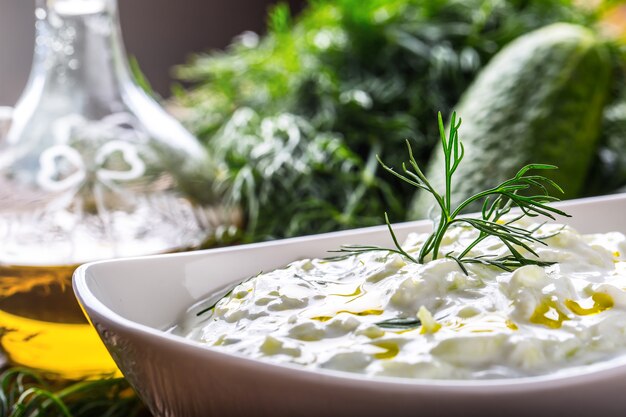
[334,112,570,273]
[328,212,417,262]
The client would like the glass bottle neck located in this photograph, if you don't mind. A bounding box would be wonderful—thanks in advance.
[29,0,133,105]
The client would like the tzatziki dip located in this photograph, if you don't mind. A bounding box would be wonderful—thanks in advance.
[176,220,626,380]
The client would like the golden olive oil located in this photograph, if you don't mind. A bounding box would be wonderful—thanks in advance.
[371,340,400,360]
[530,298,569,329]
[565,293,614,316]
[311,309,384,322]
[0,263,118,379]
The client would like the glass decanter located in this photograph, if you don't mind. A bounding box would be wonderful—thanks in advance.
[0,0,227,379]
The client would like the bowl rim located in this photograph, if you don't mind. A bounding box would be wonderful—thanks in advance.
[74,193,626,392]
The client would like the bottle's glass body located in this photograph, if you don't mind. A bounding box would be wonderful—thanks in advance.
[0,0,224,379]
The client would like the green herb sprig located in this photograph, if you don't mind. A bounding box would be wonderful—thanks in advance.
[0,368,145,417]
[333,112,570,272]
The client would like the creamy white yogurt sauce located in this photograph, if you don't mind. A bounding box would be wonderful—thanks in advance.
[176,220,626,379]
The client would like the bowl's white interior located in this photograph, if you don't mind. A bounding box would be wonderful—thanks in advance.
[80,194,626,331]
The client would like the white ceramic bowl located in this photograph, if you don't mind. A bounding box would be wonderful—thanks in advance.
[74,194,626,417]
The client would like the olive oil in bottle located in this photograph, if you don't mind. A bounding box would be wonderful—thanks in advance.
[0,0,228,379]
[0,264,117,379]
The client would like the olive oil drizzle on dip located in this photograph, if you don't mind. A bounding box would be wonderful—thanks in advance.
[176,223,626,379]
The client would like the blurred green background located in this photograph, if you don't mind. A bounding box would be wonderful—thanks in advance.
[173,0,626,244]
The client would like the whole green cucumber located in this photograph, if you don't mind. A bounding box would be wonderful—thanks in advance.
[411,23,612,219]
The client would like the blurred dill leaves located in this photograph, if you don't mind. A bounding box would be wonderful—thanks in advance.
[174,0,600,242]
[0,369,145,417]
[586,40,626,195]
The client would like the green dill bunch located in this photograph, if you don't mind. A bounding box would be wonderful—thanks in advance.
[174,0,598,242]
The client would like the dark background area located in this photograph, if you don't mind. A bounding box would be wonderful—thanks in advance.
[0,0,305,105]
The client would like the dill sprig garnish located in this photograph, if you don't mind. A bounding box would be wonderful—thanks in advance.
[332,112,570,272]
